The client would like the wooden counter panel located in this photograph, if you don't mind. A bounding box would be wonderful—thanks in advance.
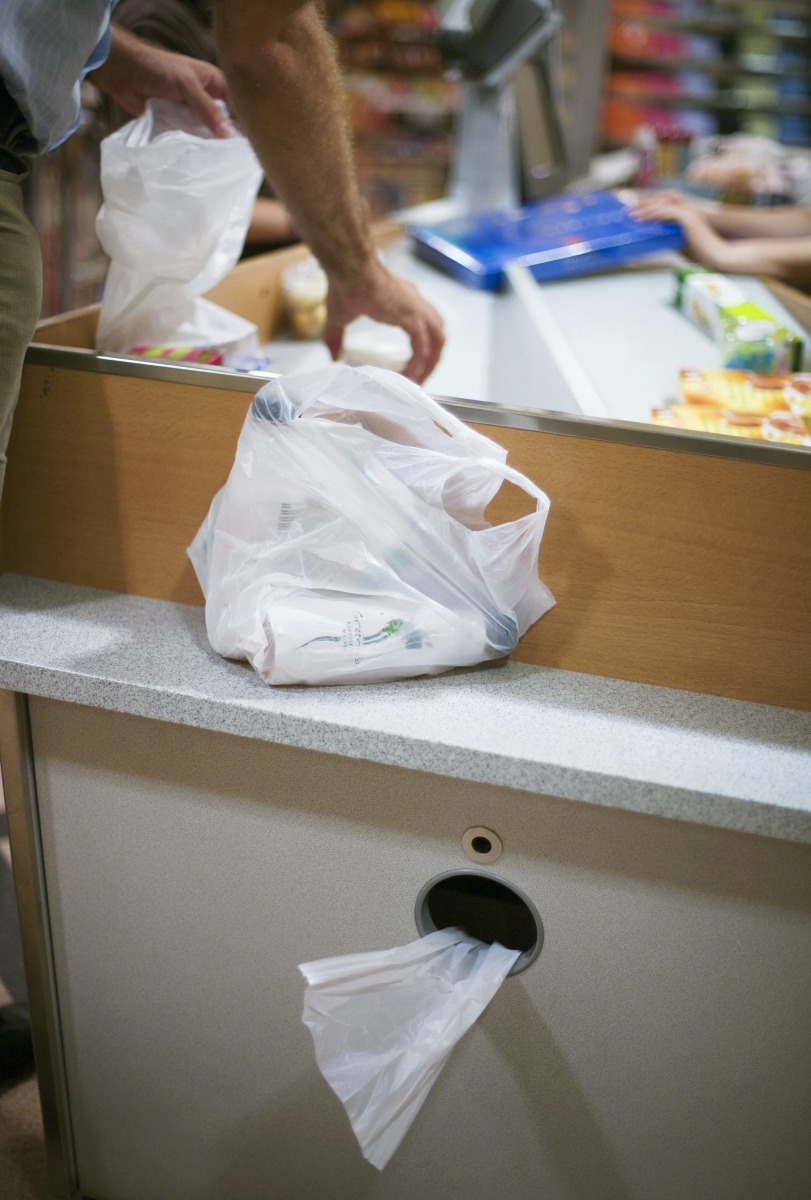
[3,365,809,711]
[479,425,811,711]
[0,365,246,605]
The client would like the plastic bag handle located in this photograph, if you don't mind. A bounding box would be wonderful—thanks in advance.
[365,369,504,457]
[440,454,550,516]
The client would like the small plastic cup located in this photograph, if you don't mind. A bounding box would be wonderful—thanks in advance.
[282,257,328,340]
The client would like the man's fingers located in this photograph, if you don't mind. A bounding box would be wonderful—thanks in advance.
[424,311,444,378]
[403,320,429,382]
[402,300,444,382]
[198,62,230,102]
[404,316,442,384]
[324,321,344,362]
[179,72,232,137]
[407,312,443,382]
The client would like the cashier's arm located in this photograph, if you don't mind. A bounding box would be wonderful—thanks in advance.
[632,191,811,291]
[212,0,445,382]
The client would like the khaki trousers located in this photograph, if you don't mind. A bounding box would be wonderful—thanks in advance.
[0,161,41,500]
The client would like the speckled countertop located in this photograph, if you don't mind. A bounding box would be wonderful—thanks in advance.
[0,573,808,843]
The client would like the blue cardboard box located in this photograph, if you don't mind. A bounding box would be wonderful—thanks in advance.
[409,192,684,290]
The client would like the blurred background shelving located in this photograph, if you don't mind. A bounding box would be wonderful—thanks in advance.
[602,0,811,147]
[328,0,459,218]
[23,85,108,319]
[19,0,810,320]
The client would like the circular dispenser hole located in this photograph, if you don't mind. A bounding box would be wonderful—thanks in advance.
[462,826,503,864]
[415,870,543,975]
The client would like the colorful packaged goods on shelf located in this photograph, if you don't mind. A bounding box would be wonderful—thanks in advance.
[651,369,811,446]
[674,266,804,373]
[607,71,715,101]
[610,19,720,62]
[342,72,456,216]
[409,191,683,290]
[331,1,441,72]
[602,96,718,145]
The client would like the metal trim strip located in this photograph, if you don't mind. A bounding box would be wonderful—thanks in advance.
[26,342,811,470]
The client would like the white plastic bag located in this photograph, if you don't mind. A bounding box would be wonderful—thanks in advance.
[95,99,263,355]
[299,928,520,1169]
[188,363,554,686]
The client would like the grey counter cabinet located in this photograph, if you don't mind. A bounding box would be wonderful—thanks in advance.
[1,575,810,1200]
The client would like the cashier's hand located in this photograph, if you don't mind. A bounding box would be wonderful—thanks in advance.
[631,190,734,273]
[89,26,232,138]
[324,261,445,385]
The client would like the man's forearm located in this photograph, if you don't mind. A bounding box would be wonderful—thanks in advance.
[211,0,445,383]
[213,0,375,283]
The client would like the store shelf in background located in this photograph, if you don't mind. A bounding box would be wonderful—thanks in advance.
[614,16,809,37]
[606,87,811,114]
[603,95,721,140]
[605,0,811,147]
[612,52,810,76]
[610,0,811,39]
[332,0,457,218]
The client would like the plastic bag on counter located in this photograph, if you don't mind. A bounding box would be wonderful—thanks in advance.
[188,363,553,686]
[299,928,520,1169]
[95,99,263,358]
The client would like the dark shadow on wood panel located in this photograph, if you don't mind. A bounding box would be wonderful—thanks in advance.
[0,367,126,593]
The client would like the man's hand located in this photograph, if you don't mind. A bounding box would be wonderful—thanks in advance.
[89,26,231,138]
[325,261,444,383]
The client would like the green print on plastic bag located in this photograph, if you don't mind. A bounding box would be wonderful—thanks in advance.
[303,617,406,649]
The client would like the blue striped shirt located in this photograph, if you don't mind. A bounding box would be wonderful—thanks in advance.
[0,1,114,151]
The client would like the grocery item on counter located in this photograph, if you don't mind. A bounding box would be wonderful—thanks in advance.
[282,256,329,339]
[650,369,811,446]
[652,405,764,439]
[784,373,811,438]
[674,266,804,373]
[341,315,411,371]
[128,345,226,365]
[679,368,788,415]
[126,342,274,372]
[410,191,683,291]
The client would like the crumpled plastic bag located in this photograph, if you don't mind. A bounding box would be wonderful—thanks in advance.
[299,928,520,1169]
[95,98,263,356]
[188,363,554,686]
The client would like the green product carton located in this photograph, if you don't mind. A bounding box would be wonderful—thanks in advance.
[673,266,804,373]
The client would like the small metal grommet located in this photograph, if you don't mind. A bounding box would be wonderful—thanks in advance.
[462,826,503,864]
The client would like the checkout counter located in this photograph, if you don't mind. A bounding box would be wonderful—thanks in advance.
[1,229,810,1199]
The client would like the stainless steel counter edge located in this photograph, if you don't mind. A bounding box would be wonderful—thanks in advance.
[0,575,808,845]
[26,343,811,471]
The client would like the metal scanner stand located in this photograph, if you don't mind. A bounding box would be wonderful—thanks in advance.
[438,0,565,214]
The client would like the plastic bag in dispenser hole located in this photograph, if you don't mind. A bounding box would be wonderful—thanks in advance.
[299,927,520,1169]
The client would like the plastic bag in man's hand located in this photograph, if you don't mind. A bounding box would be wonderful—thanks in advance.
[95,99,263,356]
[299,928,520,1170]
[188,363,554,685]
